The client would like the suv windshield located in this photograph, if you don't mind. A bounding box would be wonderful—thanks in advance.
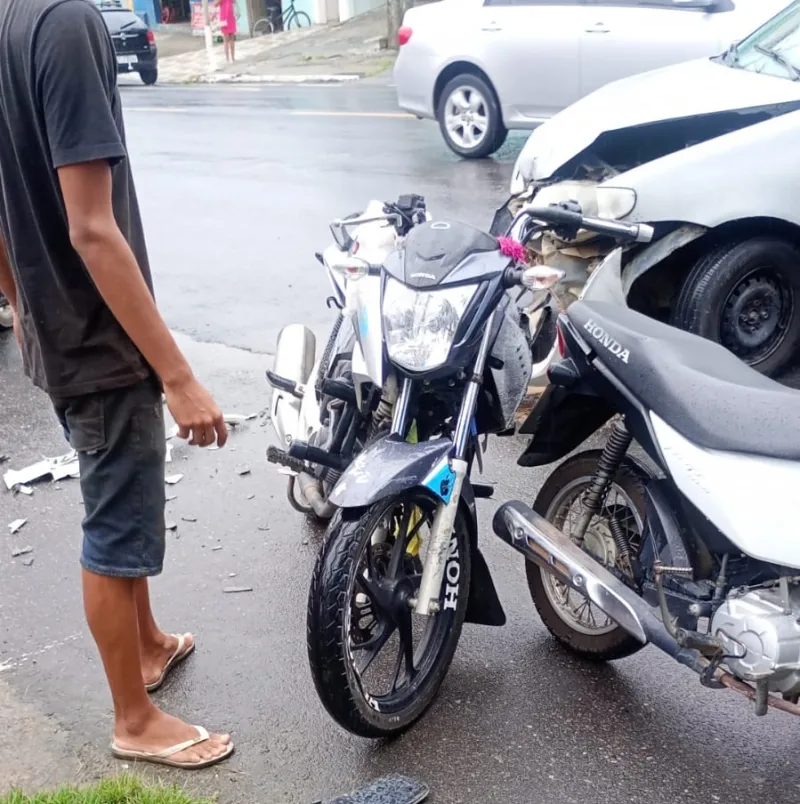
[725,0,800,81]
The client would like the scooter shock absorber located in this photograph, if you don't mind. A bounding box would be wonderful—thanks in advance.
[574,419,633,543]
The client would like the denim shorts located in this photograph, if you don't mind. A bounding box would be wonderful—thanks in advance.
[53,377,167,578]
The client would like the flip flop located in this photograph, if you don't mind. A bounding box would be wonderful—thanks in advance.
[111,725,235,770]
[145,633,195,693]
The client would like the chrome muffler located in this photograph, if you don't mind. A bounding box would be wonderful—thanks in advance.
[269,324,316,448]
[493,501,704,671]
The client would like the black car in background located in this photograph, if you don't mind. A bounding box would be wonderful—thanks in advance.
[95,0,159,86]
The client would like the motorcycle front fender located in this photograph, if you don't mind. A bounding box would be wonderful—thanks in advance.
[328,435,505,627]
[328,436,474,513]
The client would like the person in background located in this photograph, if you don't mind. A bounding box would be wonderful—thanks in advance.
[215,0,238,63]
[0,0,235,770]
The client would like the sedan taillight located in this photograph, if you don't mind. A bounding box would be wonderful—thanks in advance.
[398,26,412,46]
[147,29,155,44]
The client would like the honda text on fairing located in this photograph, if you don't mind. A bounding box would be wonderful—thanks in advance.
[266,196,429,521]
[493,0,800,382]
[305,203,650,739]
[493,236,800,720]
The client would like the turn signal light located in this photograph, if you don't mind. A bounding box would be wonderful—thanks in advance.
[398,26,412,46]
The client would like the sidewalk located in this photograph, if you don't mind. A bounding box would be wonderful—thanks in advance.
[158,9,394,84]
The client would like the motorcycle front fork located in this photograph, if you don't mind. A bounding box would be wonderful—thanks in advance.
[411,313,496,617]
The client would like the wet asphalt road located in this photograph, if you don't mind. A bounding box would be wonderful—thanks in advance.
[2,83,800,803]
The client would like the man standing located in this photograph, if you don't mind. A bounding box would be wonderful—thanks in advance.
[0,0,234,769]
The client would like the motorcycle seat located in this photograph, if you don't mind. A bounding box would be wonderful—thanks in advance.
[566,300,800,461]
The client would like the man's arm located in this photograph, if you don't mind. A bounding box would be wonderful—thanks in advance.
[57,161,227,447]
[0,231,17,311]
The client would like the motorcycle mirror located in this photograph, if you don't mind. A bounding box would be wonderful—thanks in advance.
[329,221,354,252]
[521,266,565,291]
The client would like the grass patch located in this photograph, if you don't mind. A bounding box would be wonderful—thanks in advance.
[1,775,215,804]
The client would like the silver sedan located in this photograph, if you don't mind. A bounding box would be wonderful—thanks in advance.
[394,0,789,159]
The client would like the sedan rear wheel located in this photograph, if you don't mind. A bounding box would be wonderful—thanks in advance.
[437,74,507,159]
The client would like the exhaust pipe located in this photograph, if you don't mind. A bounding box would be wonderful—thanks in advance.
[270,324,316,447]
[296,472,337,520]
[493,501,704,673]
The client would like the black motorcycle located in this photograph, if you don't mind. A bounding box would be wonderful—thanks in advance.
[306,204,652,737]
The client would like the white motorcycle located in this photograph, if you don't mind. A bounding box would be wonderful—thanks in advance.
[494,208,800,720]
[266,195,429,520]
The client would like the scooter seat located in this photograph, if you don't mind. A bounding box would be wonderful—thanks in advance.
[566,301,800,461]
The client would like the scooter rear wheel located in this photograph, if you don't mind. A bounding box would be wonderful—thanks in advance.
[307,490,470,738]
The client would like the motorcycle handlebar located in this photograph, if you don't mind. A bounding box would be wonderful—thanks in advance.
[519,205,654,244]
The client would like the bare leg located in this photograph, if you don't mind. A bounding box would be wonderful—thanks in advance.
[134,578,194,687]
[83,569,231,764]
[230,35,236,62]
[224,36,231,62]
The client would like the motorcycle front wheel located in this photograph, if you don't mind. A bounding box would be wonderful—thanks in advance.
[307,490,471,738]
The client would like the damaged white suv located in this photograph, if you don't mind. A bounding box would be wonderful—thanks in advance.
[497,0,800,379]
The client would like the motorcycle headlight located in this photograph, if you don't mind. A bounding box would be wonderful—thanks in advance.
[383,277,477,372]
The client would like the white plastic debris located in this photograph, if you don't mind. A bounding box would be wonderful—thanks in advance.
[11,546,32,557]
[223,585,253,593]
[224,413,257,427]
[8,519,27,534]
[3,450,79,490]
[15,485,33,496]
[166,424,181,440]
[165,474,184,485]
[165,443,174,464]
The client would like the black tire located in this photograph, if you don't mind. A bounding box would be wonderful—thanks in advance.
[671,237,800,377]
[526,452,648,662]
[307,491,471,738]
[436,73,507,159]
[288,10,311,28]
[140,69,158,86]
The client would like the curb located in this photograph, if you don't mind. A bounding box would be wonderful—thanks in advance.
[194,72,362,84]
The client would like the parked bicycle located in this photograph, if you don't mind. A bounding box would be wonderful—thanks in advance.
[252,0,310,35]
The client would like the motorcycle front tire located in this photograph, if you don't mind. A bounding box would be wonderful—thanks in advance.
[307,493,471,738]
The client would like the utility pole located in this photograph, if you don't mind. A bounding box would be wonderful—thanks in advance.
[386,0,408,50]
[201,0,218,72]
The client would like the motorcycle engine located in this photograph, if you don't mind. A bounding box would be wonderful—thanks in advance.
[711,584,800,697]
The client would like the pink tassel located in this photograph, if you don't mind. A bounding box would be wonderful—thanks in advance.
[497,236,526,264]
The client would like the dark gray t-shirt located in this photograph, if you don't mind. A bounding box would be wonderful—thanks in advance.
[0,0,154,398]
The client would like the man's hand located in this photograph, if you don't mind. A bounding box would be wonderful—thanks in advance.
[165,375,228,448]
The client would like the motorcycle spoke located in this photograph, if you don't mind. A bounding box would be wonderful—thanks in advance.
[352,622,396,676]
[391,611,416,693]
[355,571,381,606]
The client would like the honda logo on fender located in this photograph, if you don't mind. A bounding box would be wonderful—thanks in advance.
[584,319,631,364]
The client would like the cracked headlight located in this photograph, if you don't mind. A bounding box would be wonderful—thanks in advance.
[534,182,636,221]
[383,277,477,372]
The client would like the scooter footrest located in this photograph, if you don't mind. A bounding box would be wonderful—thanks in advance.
[472,483,495,499]
[267,445,306,474]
